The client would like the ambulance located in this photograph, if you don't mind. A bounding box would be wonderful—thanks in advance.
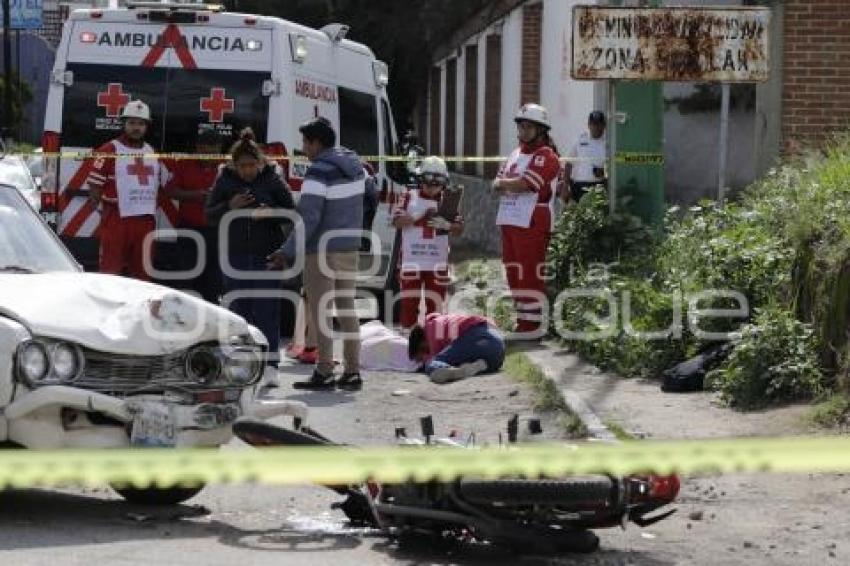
[41,2,405,320]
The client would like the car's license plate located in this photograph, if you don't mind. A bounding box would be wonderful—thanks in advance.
[130,403,176,447]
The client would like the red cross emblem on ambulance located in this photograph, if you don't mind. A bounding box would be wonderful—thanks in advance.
[200,88,235,123]
[97,83,130,118]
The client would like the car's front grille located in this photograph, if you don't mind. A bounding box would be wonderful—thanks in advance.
[75,348,195,392]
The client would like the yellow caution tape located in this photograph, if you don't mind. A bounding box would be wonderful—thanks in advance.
[6,152,599,164]
[615,152,665,165]
[2,436,849,489]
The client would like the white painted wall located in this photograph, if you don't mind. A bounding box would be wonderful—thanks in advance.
[541,0,598,153]
[499,10,523,156]
[476,32,487,177]
[438,60,446,154]
[456,48,465,161]
[431,0,604,170]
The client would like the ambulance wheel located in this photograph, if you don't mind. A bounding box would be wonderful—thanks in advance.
[114,485,205,506]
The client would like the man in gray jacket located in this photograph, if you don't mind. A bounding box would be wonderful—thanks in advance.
[268,117,365,391]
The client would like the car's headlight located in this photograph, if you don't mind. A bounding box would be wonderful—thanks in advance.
[16,339,85,387]
[51,342,82,382]
[222,346,264,387]
[17,341,49,385]
[185,346,223,385]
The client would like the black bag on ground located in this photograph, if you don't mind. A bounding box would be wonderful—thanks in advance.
[661,343,733,393]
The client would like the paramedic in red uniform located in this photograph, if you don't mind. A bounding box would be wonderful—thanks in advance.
[163,130,225,302]
[87,99,163,281]
[393,156,463,329]
[492,104,560,336]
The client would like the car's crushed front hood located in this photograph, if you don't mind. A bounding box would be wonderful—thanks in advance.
[0,273,260,355]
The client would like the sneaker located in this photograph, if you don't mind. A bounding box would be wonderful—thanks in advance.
[460,359,488,376]
[293,370,336,391]
[429,367,467,384]
[430,360,488,385]
[296,347,318,364]
[336,372,363,391]
[285,344,305,359]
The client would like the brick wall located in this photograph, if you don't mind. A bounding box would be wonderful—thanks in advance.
[782,0,850,149]
[484,34,502,178]
[445,58,458,168]
[429,66,442,154]
[520,3,542,105]
[463,45,479,175]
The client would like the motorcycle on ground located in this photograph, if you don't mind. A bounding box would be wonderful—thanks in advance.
[232,416,679,554]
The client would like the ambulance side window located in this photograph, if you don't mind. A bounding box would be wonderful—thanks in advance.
[381,99,395,158]
[338,87,378,159]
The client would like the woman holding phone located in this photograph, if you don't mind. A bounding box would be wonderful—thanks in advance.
[206,128,295,374]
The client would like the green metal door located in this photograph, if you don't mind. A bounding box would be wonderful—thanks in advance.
[613,80,665,228]
[609,0,665,229]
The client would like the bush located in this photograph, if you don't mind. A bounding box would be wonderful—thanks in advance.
[556,269,687,379]
[706,308,825,410]
[547,187,655,292]
[546,137,850,411]
[658,201,795,307]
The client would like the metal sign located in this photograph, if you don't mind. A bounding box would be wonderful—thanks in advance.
[0,0,44,30]
[572,6,771,83]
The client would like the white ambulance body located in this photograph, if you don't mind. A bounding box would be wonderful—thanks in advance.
[42,2,402,294]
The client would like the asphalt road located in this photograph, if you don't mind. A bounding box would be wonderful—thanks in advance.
[2,363,848,565]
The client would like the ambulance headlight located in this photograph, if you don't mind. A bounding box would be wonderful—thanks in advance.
[80,32,97,44]
[373,61,389,87]
[246,39,263,51]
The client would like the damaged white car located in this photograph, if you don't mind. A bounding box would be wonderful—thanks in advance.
[0,184,306,504]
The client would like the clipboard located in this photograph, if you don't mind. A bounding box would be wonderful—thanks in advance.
[435,184,463,235]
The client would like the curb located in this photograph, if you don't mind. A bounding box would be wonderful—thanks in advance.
[519,345,619,443]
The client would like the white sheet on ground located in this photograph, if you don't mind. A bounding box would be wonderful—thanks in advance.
[360,321,420,372]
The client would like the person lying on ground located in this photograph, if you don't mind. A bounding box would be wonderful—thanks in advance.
[408,313,506,384]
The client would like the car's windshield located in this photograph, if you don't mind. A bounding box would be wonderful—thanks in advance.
[0,188,79,273]
[0,157,36,193]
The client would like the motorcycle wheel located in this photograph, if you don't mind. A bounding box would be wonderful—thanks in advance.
[232,418,333,447]
[458,477,614,506]
[113,485,205,506]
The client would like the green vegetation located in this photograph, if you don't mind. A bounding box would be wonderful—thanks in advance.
[502,349,587,438]
[808,395,850,429]
[604,420,635,441]
[548,136,850,411]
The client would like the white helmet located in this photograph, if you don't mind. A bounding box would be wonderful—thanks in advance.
[514,103,551,130]
[121,100,152,122]
[419,156,449,183]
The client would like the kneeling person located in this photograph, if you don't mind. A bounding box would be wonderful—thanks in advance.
[408,313,506,384]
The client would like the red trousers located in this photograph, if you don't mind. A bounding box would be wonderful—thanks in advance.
[99,211,156,281]
[399,269,449,329]
[501,208,551,332]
